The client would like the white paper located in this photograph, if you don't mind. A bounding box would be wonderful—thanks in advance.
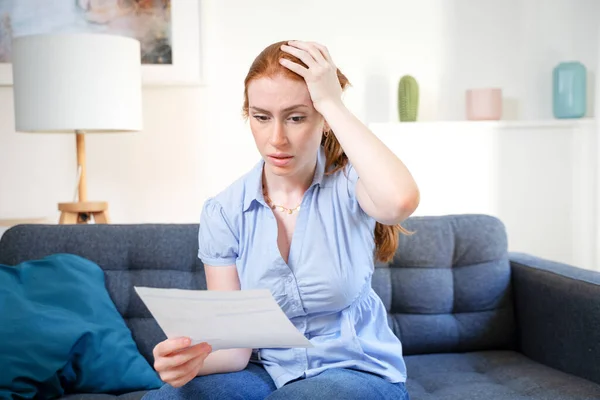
[134,286,313,351]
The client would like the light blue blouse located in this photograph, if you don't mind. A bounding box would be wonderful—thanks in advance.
[197,145,407,388]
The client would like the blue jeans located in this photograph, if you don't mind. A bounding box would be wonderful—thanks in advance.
[143,362,409,400]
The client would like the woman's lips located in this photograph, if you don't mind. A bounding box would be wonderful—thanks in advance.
[268,154,293,167]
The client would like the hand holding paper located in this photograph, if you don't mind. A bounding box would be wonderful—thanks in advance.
[134,286,313,351]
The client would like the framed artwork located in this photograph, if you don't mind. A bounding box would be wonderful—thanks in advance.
[0,0,202,86]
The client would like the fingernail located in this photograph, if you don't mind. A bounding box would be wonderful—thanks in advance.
[182,337,191,346]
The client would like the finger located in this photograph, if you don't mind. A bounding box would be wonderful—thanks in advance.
[170,367,199,388]
[286,41,328,67]
[280,44,318,69]
[289,40,334,66]
[170,360,202,388]
[155,342,211,371]
[154,337,191,358]
[279,58,308,77]
[158,347,209,383]
[160,342,211,370]
[312,43,334,65]
[160,348,209,386]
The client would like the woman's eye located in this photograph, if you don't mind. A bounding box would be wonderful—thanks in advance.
[253,115,268,122]
[289,116,306,123]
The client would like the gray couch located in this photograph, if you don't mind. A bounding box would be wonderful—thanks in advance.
[1,214,599,399]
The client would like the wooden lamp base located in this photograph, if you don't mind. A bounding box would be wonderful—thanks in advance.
[58,132,110,225]
[59,201,110,224]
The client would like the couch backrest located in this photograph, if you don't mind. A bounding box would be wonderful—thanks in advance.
[0,214,516,364]
[0,224,203,365]
[375,214,516,355]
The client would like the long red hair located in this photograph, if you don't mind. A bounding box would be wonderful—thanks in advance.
[242,41,408,263]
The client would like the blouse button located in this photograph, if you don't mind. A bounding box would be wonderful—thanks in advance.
[286,276,294,283]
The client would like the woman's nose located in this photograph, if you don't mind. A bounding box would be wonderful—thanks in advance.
[269,120,287,146]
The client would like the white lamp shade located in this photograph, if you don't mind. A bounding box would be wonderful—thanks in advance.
[12,33,142,133]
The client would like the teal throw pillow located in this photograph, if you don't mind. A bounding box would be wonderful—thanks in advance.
[0,253,163,399]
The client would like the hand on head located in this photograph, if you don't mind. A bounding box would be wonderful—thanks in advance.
[279,40,344,113]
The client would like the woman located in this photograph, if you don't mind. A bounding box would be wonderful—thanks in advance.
[143,40,419,400]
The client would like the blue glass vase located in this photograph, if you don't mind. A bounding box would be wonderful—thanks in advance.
[553,61,587,119]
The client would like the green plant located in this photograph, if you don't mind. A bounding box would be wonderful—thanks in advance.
[398,75,419,121]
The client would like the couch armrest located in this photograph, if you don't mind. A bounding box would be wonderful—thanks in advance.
[510,252,600,385]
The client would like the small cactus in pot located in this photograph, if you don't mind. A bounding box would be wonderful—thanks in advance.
[398,75,419,122]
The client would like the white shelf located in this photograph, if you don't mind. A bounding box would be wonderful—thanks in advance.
[369,118,596,132]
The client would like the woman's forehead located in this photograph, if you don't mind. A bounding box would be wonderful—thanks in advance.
[247,75,312,109]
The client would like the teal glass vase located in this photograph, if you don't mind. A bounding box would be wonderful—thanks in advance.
[553,61,587,119]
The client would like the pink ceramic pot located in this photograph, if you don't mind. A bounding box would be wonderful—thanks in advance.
[466,88,502,120]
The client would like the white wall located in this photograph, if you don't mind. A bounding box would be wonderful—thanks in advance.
[437,0,600,121]
[0,86,210,223]
[1,0,599,266]
[370,120,598,270]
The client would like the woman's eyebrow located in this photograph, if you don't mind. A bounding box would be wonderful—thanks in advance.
[249,104,309,113]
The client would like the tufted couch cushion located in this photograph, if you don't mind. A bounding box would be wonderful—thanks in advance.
[405,351,600,399]
[373,214,516,355]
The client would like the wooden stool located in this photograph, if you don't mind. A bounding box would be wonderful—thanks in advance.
[58,201,110,224]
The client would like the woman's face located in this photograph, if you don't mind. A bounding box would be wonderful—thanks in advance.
[247,74,325,178]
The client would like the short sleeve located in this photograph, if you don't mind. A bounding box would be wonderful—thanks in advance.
[337,163,371,218]
[197,198,239,266]
[336,163,360,204]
